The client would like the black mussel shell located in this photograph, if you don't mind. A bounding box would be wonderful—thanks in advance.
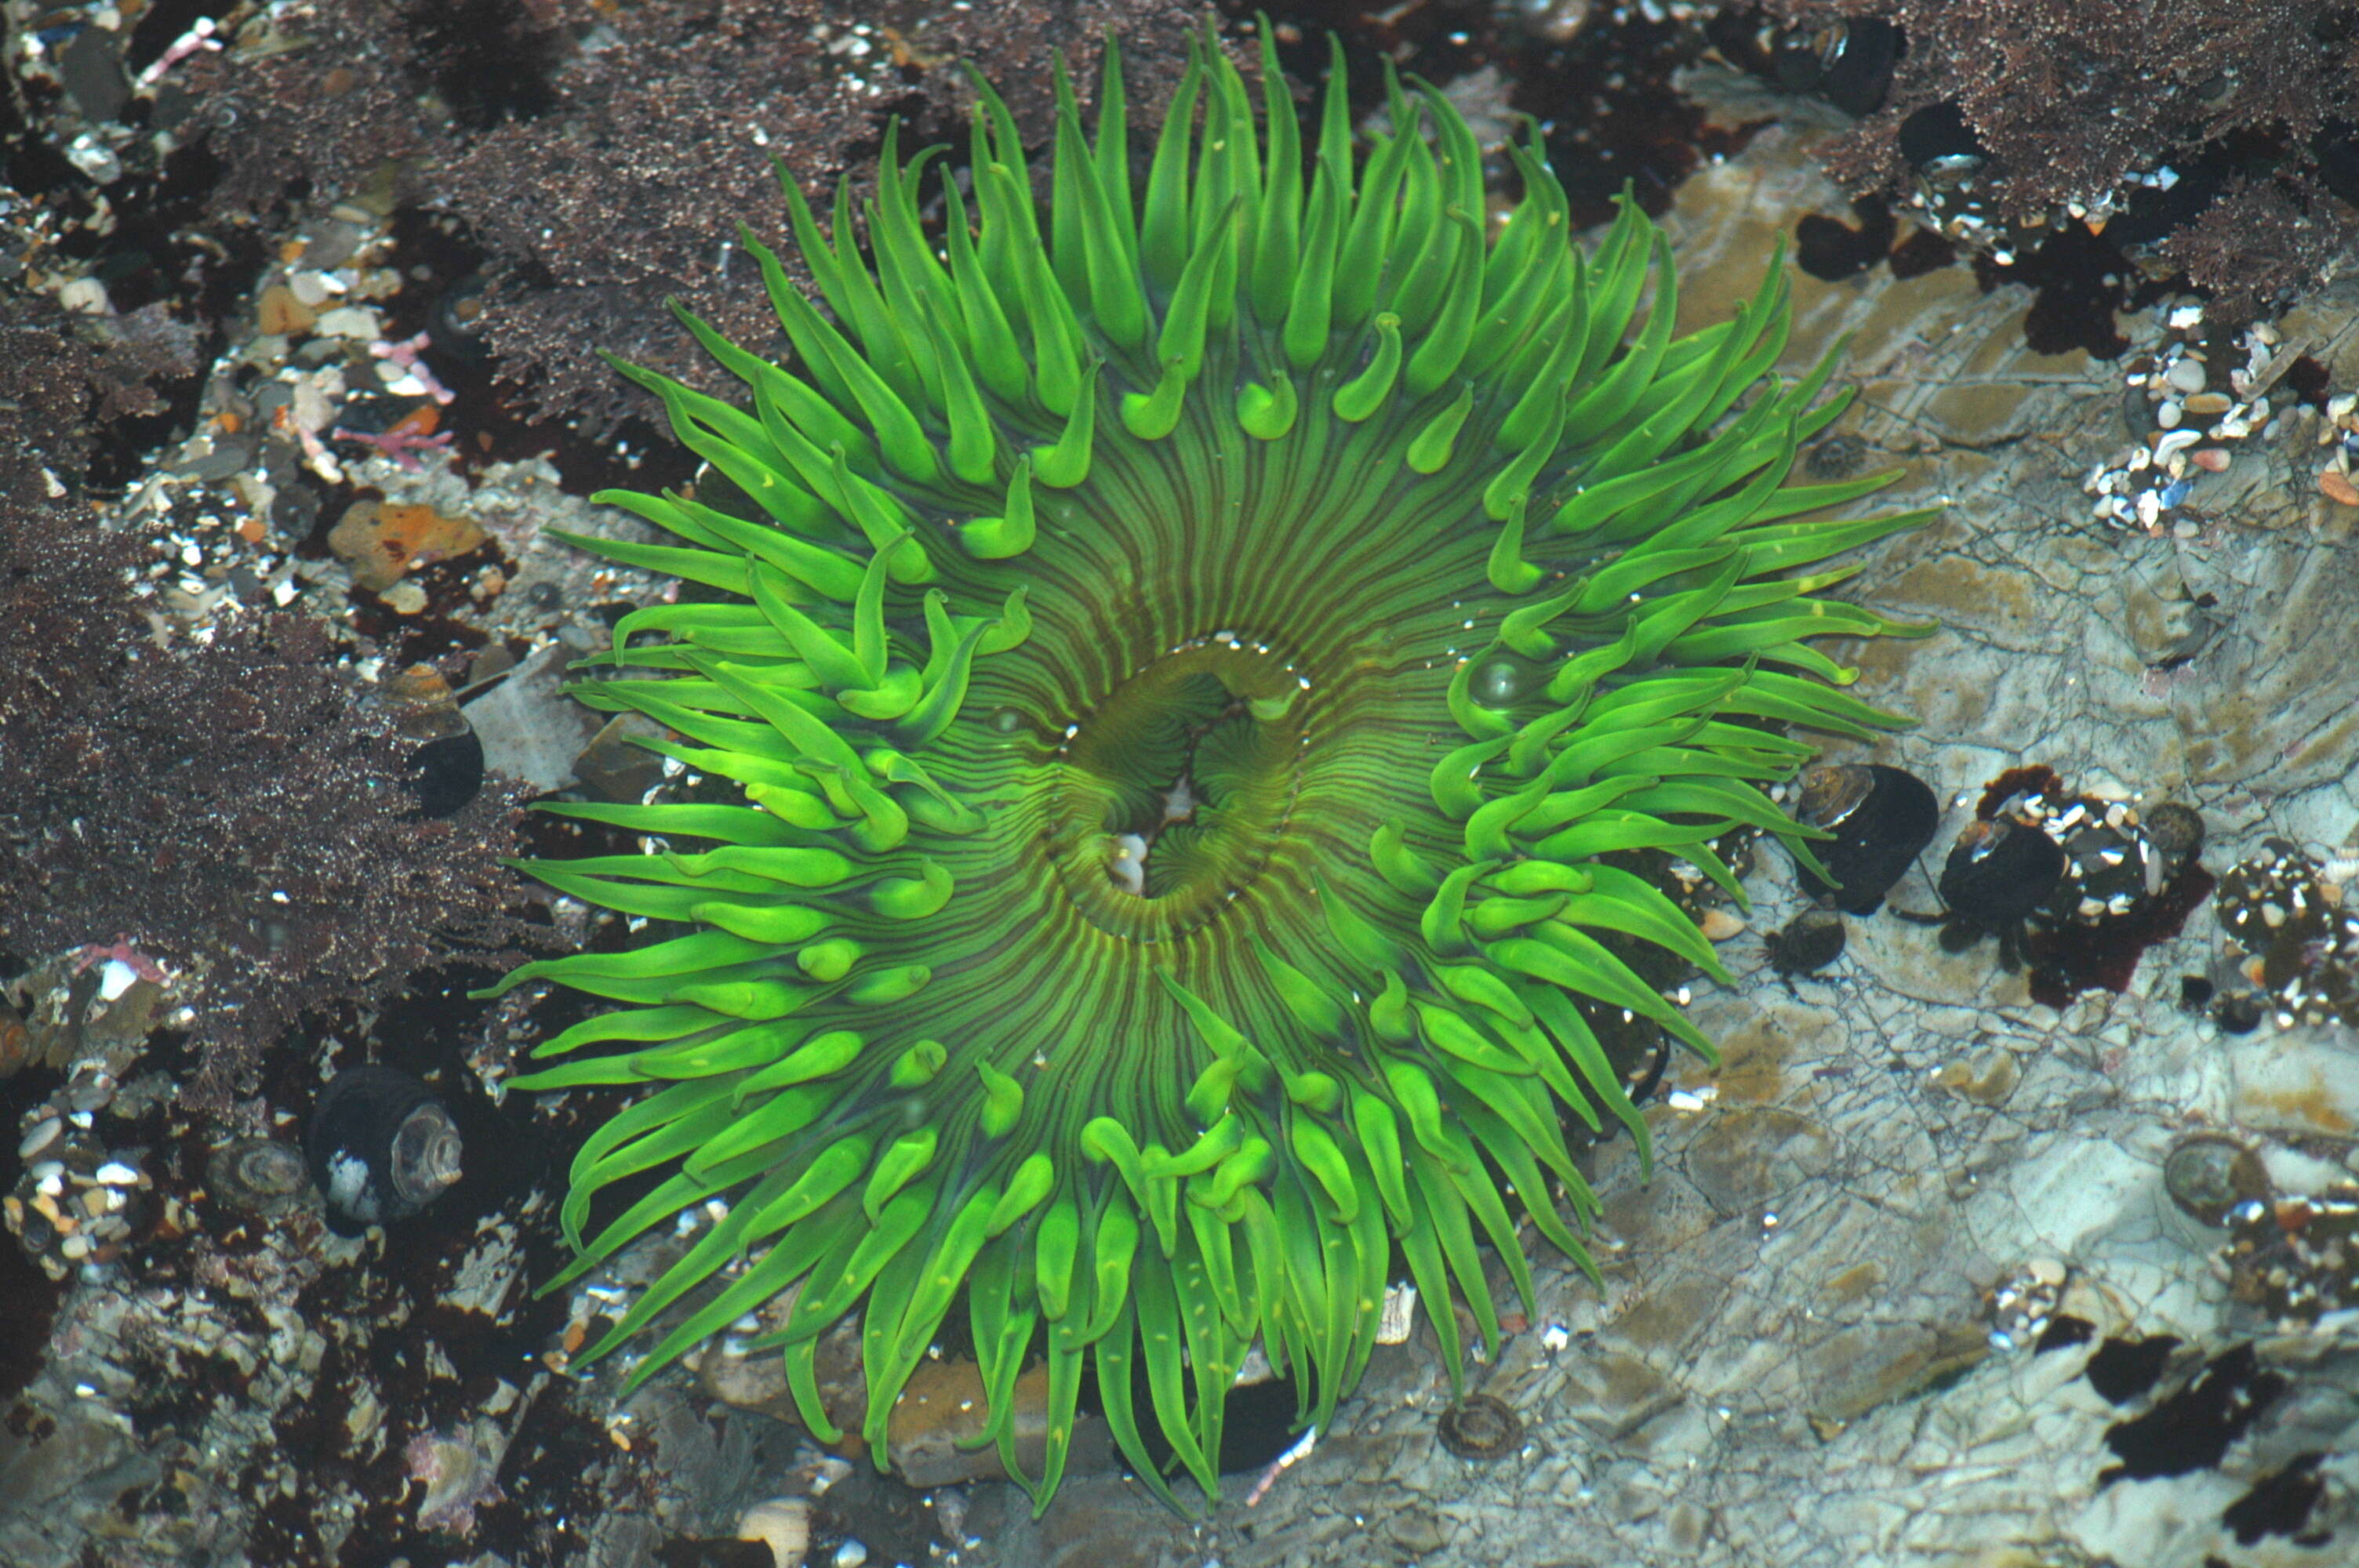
[365,666,484,818]
[307,1065,463,1230]
[1795,763,1939,915]
[1818,18,1900,116]
[1939,816,2066,926]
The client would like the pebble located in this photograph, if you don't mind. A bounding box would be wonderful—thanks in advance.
[2183,390,2234,416]
[2165,358,2208,394]
[2320,470,2359,506]
[257,284,316,336]
[2190,448,2230,472]
[57,277,111,315]
[314,305,383,340]
[2156,400,2182,429]
[19,1120,61,1160]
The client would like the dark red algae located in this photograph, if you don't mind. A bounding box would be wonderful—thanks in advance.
[2026,862,2218,1011]
[1976,765,2066,820]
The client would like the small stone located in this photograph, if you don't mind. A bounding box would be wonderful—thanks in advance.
[328,499,489,590]
[257,283,316,336]
[2165,358,2208,395]
[2190,448,2231,472]
[2182,390,2234,416]
[2156,401,2182,429]
[17,1119,60,1161]
[1698,907,1748,941]
[178,436,257,483]
[314,304,383,339]
[383,579,430,615]
[56,277,111,315]
[2320,470,2359,506]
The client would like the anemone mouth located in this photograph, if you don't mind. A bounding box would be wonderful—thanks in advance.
[1045,632,1312,938]
[485,17,1936,1520]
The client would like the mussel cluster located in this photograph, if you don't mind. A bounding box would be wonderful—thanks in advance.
[2205,839,2359,1032]
[1770,763,2209,1003]
[1925,771,2208,993]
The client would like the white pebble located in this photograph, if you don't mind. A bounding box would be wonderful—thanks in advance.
[95,1162,140,1187]
[736,1498,810,1568]
[2166,358,2208,395]
[2156,401,2182,429]
[97,958,143,1001]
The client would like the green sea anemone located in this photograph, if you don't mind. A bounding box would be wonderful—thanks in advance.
[487,24,1930,1513]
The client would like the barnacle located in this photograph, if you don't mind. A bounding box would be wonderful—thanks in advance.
[486,24,1932,1513]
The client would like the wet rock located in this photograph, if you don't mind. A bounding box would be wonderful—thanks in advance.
[887,1359,1114,1490]
[1681,1107,1837,1218]
[572,713,669,804]
[1800,1321,1989,1431]
[1930,1047,2022,1106]
[462,641,610,792]
[2224,1027,2359,1138]
[58,26,129,122]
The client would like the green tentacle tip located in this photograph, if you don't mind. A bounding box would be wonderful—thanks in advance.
[502,17,1932,1516]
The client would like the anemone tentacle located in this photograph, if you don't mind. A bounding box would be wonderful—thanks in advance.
[488,22,1932,1514]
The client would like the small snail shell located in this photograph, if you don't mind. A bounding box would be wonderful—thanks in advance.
[207,1138,314,1217]
[307,1065,463,1229]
